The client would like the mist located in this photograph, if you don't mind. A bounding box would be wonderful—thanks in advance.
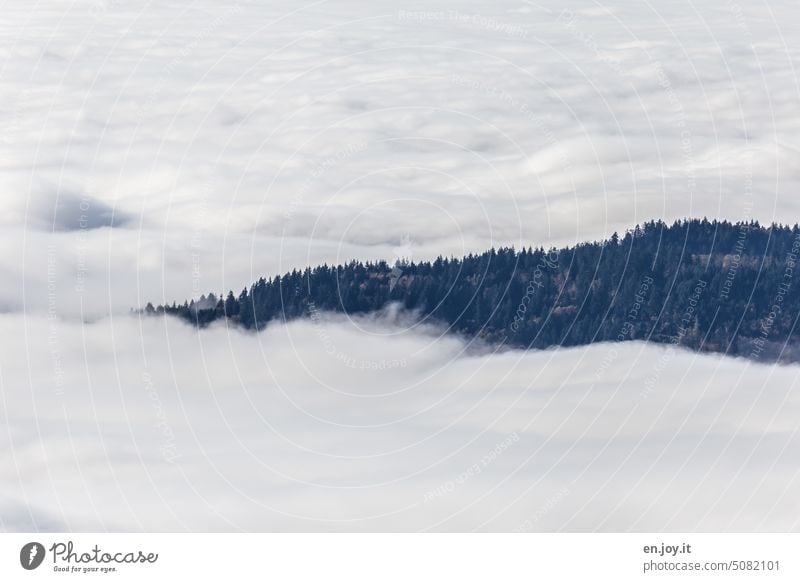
[1,312,797,532]
[1,0,799,534]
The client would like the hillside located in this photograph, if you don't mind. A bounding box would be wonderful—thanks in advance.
[147,219,800,362]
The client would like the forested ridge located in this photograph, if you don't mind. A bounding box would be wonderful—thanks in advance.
[145,218,800,362]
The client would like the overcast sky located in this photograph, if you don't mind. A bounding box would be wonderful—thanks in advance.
[1,0,799,531]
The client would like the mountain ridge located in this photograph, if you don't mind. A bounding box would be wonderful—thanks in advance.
[145,218,800,363]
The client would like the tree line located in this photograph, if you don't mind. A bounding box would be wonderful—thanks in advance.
[143,218,800,362]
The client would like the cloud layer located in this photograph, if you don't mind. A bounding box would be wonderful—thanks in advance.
[1,0,799,532]
[1,0,799,315]
[1,313,798,532]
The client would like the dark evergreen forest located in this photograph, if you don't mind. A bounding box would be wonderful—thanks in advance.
[145,219,800,362]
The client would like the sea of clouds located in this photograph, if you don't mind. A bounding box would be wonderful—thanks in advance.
[2,313,799,532]
[1,0,799,531]
[1,0,798,316]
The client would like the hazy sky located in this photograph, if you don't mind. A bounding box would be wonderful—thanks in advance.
[1,0,799,532]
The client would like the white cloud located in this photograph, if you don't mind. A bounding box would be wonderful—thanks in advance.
[0,0,798,317]
[0,313,798,531]
[1,0,799,532]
